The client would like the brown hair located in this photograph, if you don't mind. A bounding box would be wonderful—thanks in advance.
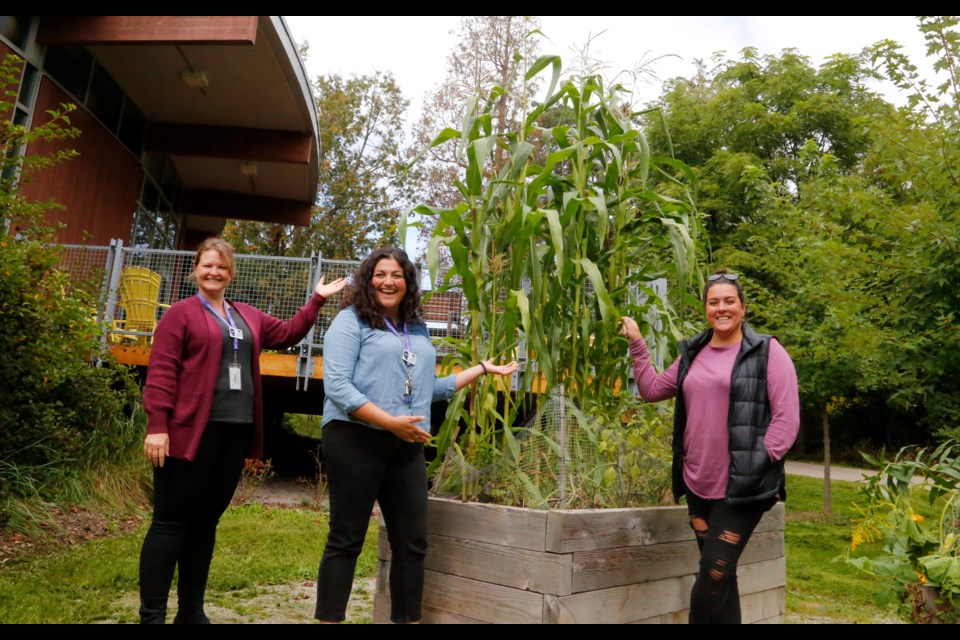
[703,268,745,305]
[191,237,237,281]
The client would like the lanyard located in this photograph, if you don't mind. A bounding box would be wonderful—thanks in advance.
[384,318,412,354]
[197,294,240,354]
[384,318,415,405]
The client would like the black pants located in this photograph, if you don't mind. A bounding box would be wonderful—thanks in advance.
[314,420,428,623]
[685,492,776,624]
[138,422,252,623]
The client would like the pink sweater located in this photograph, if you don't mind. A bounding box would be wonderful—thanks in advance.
[629,336,799,499]
[143,292,326,461]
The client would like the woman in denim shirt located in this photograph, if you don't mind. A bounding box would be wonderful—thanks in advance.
[314,247,517,624]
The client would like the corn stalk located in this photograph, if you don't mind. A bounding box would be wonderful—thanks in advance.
[416,50,699,496]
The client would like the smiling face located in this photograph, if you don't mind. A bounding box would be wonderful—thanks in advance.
[371,257,407,319]
[194,249,233,301]
[704,282,745,343]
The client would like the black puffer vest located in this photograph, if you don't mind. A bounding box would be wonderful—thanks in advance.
[671,322,785,505]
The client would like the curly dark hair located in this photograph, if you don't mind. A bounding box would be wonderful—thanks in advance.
[341,247,422,329]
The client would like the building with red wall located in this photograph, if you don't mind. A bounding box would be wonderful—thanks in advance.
[1,16,319,250]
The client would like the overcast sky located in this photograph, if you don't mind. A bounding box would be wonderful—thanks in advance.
[286,16,932,118]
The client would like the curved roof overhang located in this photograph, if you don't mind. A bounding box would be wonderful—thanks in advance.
[36,16,320,238]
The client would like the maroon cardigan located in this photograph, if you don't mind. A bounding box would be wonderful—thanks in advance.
[143,292,326,461]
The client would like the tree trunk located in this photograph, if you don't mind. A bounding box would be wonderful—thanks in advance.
[821,405,831,515]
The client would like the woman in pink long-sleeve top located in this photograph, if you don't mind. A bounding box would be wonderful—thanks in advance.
[621,269,799,625]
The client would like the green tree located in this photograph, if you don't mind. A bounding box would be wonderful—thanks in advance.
[645,48,886,250]
[861,16,960,439]
[225,71,411,259]
[644,17,960,455]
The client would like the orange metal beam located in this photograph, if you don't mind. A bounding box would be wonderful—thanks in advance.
[109,346,548,392]
[36,16,258,46]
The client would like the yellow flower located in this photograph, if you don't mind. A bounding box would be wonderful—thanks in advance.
[915,571,928,584]
[851,532,863,552]
[911,513,925,522]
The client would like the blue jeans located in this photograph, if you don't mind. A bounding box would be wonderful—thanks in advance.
[685,492,776,624]
[314,420,428,623]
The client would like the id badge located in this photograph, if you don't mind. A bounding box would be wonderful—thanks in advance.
[402,349,417,366]
[229,364,242,390]
[229,327,244,340]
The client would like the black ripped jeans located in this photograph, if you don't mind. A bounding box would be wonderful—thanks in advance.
[684,492,776,624]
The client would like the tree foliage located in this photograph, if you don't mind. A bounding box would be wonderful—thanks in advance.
[643,17,960,450]
[225,71,410,259]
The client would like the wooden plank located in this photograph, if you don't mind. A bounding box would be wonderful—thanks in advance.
[380,560,545,623]
[740,587,785,623]
[736,557,787,596]
[372,593,391,624]
[422,603,490,624]
[755,502,785,534]
[546,501,784,553]
[546,505,691,553]
[555,574,696,624]
[375,594,491,624]
[380,521,571,594]
[36,16,258,46]
[629,589,782,624]
[425,533,571,595]
[633,610,688,624]
[427,497,548,552]
[555,558,783,624]
[415,568,544,624]
[572,530,783,592]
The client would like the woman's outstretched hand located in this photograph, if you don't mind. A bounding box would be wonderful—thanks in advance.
[480,359,519,377]
[315,275,347,299]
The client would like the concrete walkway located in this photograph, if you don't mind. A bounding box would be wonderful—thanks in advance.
[784,460,875,483]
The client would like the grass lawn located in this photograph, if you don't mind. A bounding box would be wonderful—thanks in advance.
[0,503,378,624]
[784,475,905,623]
[0,475,910,624]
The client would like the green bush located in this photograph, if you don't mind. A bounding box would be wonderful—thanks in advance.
[0,53,145,532]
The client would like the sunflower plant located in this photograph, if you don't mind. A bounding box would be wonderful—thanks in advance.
[845,441,960,622]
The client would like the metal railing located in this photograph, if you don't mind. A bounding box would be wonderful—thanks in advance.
[54,241,667,393]
[53,240,469,361]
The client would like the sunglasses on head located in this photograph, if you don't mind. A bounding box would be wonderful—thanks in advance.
[707,273,739,282]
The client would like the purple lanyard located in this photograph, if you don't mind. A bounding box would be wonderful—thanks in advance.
[197,294,240,353]
[384,318,412,355]
[384,318,414,405]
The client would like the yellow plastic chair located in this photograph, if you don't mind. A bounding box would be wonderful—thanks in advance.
[116,266,170,344]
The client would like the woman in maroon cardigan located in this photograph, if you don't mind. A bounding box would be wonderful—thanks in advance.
[138,237,344,624]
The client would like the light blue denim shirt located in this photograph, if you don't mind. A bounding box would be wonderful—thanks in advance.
[322,306,457,430]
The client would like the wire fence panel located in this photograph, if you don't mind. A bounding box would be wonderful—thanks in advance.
[53,244,112,299]
[54,244,665,369]
[53,244,470,355]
